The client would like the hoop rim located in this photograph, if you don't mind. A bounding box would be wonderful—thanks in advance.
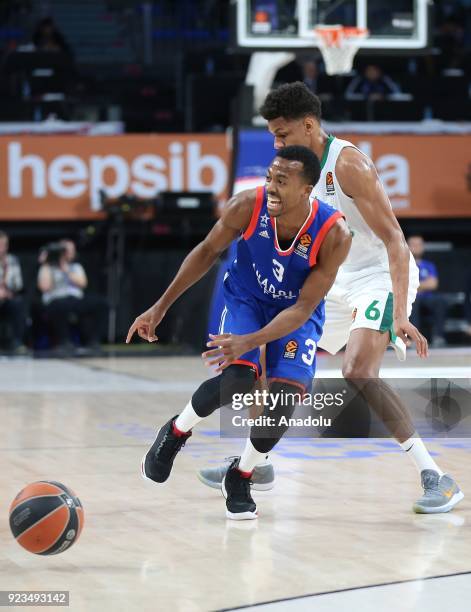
[315,25,369,45]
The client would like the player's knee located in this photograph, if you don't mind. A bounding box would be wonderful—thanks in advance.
[222,363,258,394]
[192,364,257,418]
[342,360,378,381]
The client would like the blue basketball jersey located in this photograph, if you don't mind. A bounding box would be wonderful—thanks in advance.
[228,186,344,307]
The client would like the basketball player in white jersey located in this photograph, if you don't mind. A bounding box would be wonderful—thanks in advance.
[198,82,463,514]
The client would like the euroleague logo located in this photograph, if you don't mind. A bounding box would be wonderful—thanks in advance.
[295,233,311,259]
[283,339,298,359]
[326,171,335,195]
[299,234,312,248]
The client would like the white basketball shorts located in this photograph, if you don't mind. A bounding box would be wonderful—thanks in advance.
[318,256,420,357]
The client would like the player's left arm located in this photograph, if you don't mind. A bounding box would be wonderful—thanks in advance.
[204,219,352,371]
[336,148,427,355]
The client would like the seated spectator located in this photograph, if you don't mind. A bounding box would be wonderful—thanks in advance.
[37,239,107,352]
[302,59,321,94]
[0,230,26,351]
[276,58,331,100]
[32,17,73,57]
[434,16,466,74]
[345,64,401,100]
[408,235,447,348]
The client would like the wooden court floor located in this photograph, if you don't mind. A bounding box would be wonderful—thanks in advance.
[0,349,470,611]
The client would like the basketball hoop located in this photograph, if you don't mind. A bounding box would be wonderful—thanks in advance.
[315,25,368,76]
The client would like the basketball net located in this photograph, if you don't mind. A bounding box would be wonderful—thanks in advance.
[315,25,368,75]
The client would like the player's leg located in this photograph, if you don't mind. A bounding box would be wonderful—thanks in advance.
[143,287,262,484]
[222,378,303,520]
[343,327,415,439]
[222,320,319,520]
[142,363,258,483]
[344,286,463,513]
[197,344,276,491]
[197,290,352,490]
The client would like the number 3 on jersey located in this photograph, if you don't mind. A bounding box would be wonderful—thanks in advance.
[272,259,284,282]
[302,339,317,365]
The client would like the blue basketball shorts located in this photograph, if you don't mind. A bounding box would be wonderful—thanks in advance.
[217,276,324,390]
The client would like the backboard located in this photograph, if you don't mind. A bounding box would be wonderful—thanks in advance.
[234,0,431,50]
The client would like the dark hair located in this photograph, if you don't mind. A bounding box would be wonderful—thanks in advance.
[33,17,71,55]
[275,145,320,186]
[260,82,322,121]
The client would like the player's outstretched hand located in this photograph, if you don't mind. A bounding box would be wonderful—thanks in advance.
[126,304,165,344]
[202,333,253,373]
[393,318,428,358]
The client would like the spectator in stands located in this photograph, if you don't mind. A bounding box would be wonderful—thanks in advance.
[302,59,320,94]
[32,17,72,57]
[408,235,447,348]
[276,58,332,100]
[345,64,401,100]
[434,15,467,73]
[37,239,107,352]
[0,230,26,351]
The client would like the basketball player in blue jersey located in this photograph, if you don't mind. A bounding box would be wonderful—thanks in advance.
[199,82,463,514]
[126,145,351,519]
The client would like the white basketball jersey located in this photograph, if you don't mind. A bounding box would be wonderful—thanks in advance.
[311,135,389,272]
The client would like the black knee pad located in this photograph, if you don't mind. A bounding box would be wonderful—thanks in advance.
[191,364,257,418]
[251,380,303,454]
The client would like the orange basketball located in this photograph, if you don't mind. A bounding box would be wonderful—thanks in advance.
[9,481,84,555]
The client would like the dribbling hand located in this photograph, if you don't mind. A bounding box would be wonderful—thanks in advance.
[202,333,253,373]
[126,305,165,344]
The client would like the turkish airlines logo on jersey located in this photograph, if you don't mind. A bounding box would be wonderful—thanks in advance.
[326,171,335,194]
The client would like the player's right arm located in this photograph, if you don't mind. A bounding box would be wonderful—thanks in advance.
[125,189,255,343]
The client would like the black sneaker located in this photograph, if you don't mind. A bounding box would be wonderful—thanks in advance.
[141,415,191,483]
[221,458,258,520]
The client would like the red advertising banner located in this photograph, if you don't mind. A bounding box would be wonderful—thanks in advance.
[337,134,470,218]
[0,133,469,220]
[0,135,230,220]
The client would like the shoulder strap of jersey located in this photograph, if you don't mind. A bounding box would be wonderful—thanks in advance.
[309,210,345,266]
[242,186,265,240]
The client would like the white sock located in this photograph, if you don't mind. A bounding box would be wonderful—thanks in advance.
[174,401,202,433]
[238,439,268,473]
[255,454,270,467]
[400,434,444,476]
